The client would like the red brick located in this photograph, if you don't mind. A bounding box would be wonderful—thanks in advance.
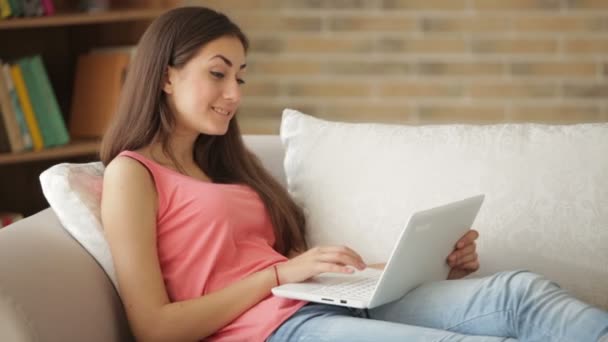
[566,0,608,9]
[329,15,418,31]
[472,39,558,54]
[469,82,558,98]
[473,0,560,11]
[285,37,373,54]
[286,82,372,97]
[422,16,510,33]
[418,62,504,76]
[511,105,602,123]
[379,81,464,97]
[418,105,506,123]
[383,0,467,10]
[564,39,608,54]
[510,62,598,77]
[377,38,468,54]
[514,15,608,33]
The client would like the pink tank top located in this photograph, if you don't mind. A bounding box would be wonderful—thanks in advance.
[118,151,306,341]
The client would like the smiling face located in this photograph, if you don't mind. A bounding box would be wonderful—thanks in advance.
[163,35,247,136]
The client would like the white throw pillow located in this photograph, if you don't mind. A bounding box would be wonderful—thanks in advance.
[280,108,608,309]
[39,162,118,288]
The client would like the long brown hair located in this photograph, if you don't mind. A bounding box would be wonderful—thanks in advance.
[100,6,307,255]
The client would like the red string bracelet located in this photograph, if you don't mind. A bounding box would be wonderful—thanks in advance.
[273,265,281,286]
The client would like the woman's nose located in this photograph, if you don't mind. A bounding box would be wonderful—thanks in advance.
[223,79,241,102]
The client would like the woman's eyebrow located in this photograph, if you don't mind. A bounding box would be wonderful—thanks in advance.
[210,54,247,69]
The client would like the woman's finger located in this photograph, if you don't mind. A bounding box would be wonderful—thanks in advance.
[460,260,480,272]
[316,262,355,274]
[448,242,476,263]
[318,245,365,265]
[455,252,478,267]
[320,245,363,259]
[316,251,365,270]
[456,229,479,248]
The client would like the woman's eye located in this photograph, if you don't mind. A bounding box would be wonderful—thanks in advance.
[210,71,225,79]
[211,71,245,85]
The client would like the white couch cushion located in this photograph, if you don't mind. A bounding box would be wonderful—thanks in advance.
[280,108,608,309]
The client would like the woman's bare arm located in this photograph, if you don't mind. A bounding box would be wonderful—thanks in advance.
[102,157,276,342]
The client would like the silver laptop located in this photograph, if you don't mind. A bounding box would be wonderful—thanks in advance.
[271,194,485,309]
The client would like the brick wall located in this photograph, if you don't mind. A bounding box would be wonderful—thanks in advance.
[188,0,608,133]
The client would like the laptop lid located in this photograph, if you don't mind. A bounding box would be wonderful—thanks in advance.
[368,194,485,308]
[271,194,485,309]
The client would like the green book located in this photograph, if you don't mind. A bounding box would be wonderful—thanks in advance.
[7,0,23,17]
[19,56,69,147]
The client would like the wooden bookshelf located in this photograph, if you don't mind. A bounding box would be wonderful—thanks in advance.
[0,140,99,165]
[0,0,176,216]
[0,9,166,29]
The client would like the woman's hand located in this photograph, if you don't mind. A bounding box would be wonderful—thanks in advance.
[276,246,367,284]
[447,229,480,280]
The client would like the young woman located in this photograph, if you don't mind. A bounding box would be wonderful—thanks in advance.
[100,6,608,342]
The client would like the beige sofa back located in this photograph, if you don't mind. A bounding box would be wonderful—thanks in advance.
[0,208,132,342]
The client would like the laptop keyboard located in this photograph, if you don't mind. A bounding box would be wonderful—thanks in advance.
[309,275,379,300]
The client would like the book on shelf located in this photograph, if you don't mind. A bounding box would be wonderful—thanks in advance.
[1,63,33,150]
[70,48,132,138]
[0,54,70,153]
[19,55,69,147]
[9,62,44,150]
[0,0,12,19]
[0,60,25,152]
[0,211,24,228]
[0,106,10,152]
[6,0,23,17]
[22,0,44,17]
[41,0,55,15]
[0,0,53,19]
[2,0,128,20]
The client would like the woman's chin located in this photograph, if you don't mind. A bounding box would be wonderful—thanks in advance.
[199,116,234,136]
[203,125,230,136]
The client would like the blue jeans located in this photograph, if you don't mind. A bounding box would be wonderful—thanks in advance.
[267,270,608,342]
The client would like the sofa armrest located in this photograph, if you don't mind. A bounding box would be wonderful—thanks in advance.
[0,208,133,342]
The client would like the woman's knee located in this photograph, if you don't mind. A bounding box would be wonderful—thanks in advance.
[492,270,561,301]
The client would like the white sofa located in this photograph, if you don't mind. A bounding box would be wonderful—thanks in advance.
[0,127,606,341]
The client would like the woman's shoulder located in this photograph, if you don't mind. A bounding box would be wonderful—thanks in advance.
[106,144,154,173]
[106,153,146,175]
[103,155,158,213]
[104,151,155,191]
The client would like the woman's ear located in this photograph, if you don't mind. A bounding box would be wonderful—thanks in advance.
[162,66,175,94]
